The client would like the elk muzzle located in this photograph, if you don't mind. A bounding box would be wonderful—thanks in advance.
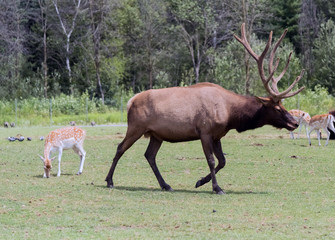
[286,115,299,131]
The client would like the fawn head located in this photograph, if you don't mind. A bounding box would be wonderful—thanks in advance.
[39,155,56,178]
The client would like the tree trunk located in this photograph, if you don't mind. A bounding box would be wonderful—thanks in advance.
[53,0,81,96]
[65,36,74,95]
[43,28,48,98]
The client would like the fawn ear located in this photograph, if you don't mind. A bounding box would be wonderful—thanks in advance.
[50,157,56,162]
[38,155,45,162]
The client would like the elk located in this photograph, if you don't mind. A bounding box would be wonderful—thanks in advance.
[39,126,86,178]
[288,109,311,139]
[105,23,305,194]
[307,114,335,146]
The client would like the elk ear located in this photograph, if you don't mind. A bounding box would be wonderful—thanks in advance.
[256,96,271,105]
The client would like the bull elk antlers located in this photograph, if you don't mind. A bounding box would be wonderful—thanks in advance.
[234,23,305,101]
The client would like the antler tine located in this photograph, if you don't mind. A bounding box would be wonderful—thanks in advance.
[277,69,305,99]
[235,23,305,101]
[234,23,276,96]
[233,23,259,61]
[271,52,292,93]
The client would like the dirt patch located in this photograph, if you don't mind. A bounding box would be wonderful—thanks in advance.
[251,143,264,147]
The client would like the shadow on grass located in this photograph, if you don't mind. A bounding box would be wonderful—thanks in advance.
[95,185,268,195]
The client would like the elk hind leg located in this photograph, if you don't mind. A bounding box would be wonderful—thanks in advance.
[144,136,172,191]
[195,139,226,194]
[105,128,144,188]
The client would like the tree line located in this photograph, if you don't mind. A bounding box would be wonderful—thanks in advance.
[0,0,334,105]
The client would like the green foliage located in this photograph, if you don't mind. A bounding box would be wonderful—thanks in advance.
[0,92,132,126]
[212,40,245,94]
[213,34,303,97]
[0,0,335,105]
[271,0,301,50]
[312,19,335,95]
[283,85,335,116]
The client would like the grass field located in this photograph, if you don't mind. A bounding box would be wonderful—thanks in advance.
[0,125,334,239]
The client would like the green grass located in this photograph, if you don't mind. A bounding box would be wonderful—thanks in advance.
[0,125,334,239]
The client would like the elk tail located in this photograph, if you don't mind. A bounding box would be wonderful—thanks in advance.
[126,94,138,112]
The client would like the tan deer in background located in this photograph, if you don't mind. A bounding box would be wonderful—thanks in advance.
[39,126,86,178]
[308,114,335,146]
[288,109,311,139]
[105,23,305,194]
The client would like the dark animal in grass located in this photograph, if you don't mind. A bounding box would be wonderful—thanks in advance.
[105,23,305,194]
[4,122,9,128]
[8,137,16,142]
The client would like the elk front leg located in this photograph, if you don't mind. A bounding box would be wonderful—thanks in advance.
[144,136,172,191]
[197,136,224,194]
[195,139,226,190]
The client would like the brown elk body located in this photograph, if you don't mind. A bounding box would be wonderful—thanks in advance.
[105,24,305,194]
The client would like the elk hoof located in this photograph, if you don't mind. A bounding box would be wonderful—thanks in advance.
[214,186,225,195]
[216,190,225,195]
[105,179,114,188]
[162,184,173,192]
[195,178,204,188]
[76,172,82,175]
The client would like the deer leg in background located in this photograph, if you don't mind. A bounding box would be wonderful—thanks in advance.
[323,128,331,146]
[297,124,302,139]
[195,139,226,191]
[73,145,86,175]
[290,131,295,139]
[308,127,315,146]
[144,136,172,191]
[305,125,309,138]
[198,135,224,194]
[57,149,63,177]
[316,130,322,146]
[105,131,143,188]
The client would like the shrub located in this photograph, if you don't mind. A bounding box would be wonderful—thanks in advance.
[283,85,335,116]
[0,92,130,126]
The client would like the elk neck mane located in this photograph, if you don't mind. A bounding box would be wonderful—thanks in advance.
[227,94,268,133]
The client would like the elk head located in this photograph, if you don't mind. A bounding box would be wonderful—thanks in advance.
[234,23,305,131]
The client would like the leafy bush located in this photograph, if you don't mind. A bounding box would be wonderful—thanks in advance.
[0,92,131,126]
[283,85,335,116]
